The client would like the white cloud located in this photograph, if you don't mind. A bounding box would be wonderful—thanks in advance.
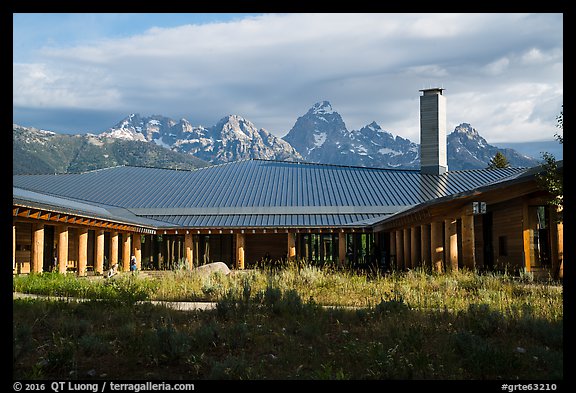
[484,57,510,75]
[13,13,563,143]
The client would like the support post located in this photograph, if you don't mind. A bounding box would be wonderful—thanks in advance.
[403,228,410,269]
[288,232,296,260]
[185,232,194,269]
[95,229,105,275]
[395,230,404,270]
[522,204,532,272]
[431,221,444,273]
[236,233,245,270]
[122,233,131,272]
[411,226,421,268]
[78,227,88,276]
[445,219,458,272]
[111,231,119,269]
[133,234,142,270]
[389,231,396,271]
[461,214,476,271]
[32,223,44,274]
[420,224,431,271]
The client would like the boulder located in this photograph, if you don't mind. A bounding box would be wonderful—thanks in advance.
[194,262,231,276]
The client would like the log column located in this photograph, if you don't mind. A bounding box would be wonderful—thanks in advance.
[461,214,476,270]
[288,232,296,260]
[32,223,44,274]
[338,232,346,267]
[389,231,396,271]
[111,231,119,269]
[395,230,404,270]
[236,233,245,270]
[133,234,142,270]
[557,221,563,279]
[122,233,131,272]
[420,224,431,271]
[13,223,16,271]
[95,229,105,275]
[522,203,532,272]
[403,228,410,269]
[431,221,444,273]
[78,227,89,276]
[56,226,69,274]
[445,219,458,272]
[185,232,194,269]
[410,226,421,268]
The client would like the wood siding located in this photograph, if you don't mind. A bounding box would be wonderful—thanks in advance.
[490,200,524,271]
[245,233,288,266]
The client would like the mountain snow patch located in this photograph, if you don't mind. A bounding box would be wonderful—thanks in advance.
[314,132,327,147]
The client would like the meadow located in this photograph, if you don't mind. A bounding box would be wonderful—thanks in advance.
[13,263,563,380]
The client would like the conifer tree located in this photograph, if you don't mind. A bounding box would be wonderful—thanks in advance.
[536,108,563,222]
[487,151,510,169]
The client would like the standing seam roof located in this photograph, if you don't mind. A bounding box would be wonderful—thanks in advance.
[13,160,529,228]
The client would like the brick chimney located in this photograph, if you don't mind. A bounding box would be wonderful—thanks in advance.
[419,88,448,175]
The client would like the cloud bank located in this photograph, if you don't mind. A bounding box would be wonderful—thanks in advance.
[13,13,563,143]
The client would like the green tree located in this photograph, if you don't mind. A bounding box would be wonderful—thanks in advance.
[536,108,563,222]
[487,151,510,169]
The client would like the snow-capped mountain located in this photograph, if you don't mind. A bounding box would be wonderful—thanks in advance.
[102,114,303,164]
[283,101,419,168]
[283,102,540,170]
[18,102,541,173]
[13,124,209,175]
[447,123,538,170]
[283,101,420,168]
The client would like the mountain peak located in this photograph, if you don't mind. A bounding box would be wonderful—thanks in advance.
[308,101,334,115]
[454,123,479,136]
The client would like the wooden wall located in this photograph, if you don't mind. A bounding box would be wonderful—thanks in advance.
[474,217,484,269]
[245,233,288,266]
[490,199,524,271]
[15,222,32,274]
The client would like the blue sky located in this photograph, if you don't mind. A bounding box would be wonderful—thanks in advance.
[13,13,563,150]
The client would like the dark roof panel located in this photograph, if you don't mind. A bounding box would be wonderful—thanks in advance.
[13,160,529,229]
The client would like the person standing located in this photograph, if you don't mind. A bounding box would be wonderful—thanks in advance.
[130,255,137,272]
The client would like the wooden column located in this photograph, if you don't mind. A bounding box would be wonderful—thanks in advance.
[445,219,458,272]
[288,232,297,260]
[431,221,444,273]
[395,230,404,270]
[13,224,16,271]
[420,224,431,271]
[556,221,563,279]
[549,205,563,280]
[461,214,476,270]
[32,223,44,274]
[78,227,88,276]
[95,230,105,275]
[410,226,421,268]
[133,234,142,270]
[522,204,532,272]
[338,232,346,267]
[57,226,69,274]
[288,232,296,259]
[236,233,245,269]
[122,233,131,272]
[185,232,194,269]
[193,235,199,267]
[403,228,410,270]
[111,231,119,268]
[389,231,396,271]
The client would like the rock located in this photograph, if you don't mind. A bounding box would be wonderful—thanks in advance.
[194,262,231,276]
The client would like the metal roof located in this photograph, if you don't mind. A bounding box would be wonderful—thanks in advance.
[13,159,529,229]
[13,187,169,229]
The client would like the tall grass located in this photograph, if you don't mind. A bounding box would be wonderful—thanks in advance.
[13,265,563,321]
[13,263,563,380]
